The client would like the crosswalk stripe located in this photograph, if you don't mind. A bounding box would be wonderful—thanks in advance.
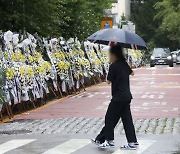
[112,140,156,154]
[42,139,90,154]
[87,94,94,98]
[0,139,36,154]
[136,140,156,153]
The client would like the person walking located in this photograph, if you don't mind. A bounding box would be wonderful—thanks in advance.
[91,44,138,150]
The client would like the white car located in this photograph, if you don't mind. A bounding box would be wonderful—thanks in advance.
[176,51,180,64]
[171,50,180,63]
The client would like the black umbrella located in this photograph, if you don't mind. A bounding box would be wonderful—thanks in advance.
[87,28,148,50]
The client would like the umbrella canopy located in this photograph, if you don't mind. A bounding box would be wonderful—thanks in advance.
[87,28,148,50]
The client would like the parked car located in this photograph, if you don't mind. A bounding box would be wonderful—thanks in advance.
[150,48,173,67]
[176,51,180,64]
[171,50,180,63]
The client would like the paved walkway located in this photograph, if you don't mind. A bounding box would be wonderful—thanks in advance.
[0,118,179,135]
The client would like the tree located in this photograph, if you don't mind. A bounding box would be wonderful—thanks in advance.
[0,0,60,37]
[57,0,113,40]
[154,0,180,43]
[0,0,112,40]
[131,0,161,50]
[131,0,179,51]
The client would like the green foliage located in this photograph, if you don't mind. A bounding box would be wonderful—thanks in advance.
[0,66,5,105]
[0,0,112,40]
[131,0,179,51]
[0,0,60,37]
[154,0,180,42]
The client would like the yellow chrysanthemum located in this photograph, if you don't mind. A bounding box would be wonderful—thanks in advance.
[51,53,55,59]
[27,66,34,77]
[61,52,65,59]
[20,66,26,75]
[55,51,61,59]
[29,55,34,62]
[36,66,45,74]
[57,61,64,69]
[6,68,15,79]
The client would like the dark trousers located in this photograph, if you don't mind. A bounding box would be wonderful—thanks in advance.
[96,100,137,143]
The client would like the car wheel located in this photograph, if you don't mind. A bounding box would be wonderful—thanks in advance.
[169,63,173,67]
[150,63,155,67]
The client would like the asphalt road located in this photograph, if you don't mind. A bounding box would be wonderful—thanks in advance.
[0,65,180,154]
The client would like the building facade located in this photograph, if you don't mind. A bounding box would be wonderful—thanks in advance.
[111,0,131,27]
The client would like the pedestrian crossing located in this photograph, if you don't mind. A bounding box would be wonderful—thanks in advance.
[0,139,36,154]
[42,139,90,154]
[112,140,155,154]
[0,139,156,154]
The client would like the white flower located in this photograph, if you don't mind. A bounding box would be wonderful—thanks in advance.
[60,41,65,45]
[23,38,32,46]
[51,38,58,43]
[28,34,36,44]
[12,34,19,45]
[32,43,37,48]
[4,30,13,43]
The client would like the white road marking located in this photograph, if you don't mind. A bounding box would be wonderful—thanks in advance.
[143,107,149,110]
[71,93,86,98]
[132,107,142,109]
[141,95,154,99]
[154,102,160,105]
[147,67,156,70]
[112,140,156,154]
[133,109,139,112]
[76,95,83,98]
[142,103,148,106]
[172,108,178,111]
[42,139,90,154]
[103,101,109,105]
[87,94,94,98]
[131,92,143,94]
[94,92,99,95]
[158,95,164,99]
[0,139,36,154]
[162,110,169,112]
[150,82,154,85]
[161,102,167,105]
[100,92,107,94]
[105,95,111,98]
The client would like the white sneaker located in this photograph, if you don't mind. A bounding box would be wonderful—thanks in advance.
[91,138,101,146]
[130,142,139,148]
[120,143,137,150]
[98,140,115,149]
